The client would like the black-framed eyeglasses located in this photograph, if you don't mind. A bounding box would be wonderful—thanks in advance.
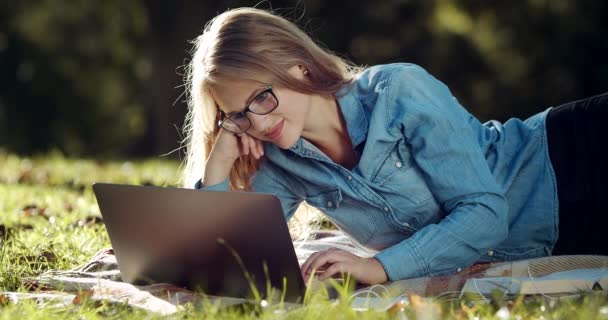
[217,86,279,134]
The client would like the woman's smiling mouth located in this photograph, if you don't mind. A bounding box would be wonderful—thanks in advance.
[264,119,284,140]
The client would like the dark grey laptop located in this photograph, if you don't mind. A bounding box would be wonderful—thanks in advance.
[92,183,306,303]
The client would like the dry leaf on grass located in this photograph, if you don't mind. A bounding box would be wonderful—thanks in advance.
[21,204,50,219]
[72,289,95,305]
[0,294,10,306]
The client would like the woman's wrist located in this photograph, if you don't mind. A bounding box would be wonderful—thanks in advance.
[201,152,236,187]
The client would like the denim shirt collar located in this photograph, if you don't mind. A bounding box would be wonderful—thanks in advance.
[336,84,369,148]
[288,84,369,156]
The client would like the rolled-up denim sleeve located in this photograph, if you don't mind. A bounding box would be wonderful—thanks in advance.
[375,64,509,280]
[194,178,230,191]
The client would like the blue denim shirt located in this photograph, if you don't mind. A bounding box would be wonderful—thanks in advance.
[196,63,558,281]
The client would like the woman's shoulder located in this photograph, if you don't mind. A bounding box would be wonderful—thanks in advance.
[348,62,462,127]
[348,63,438,100]
[358,62,431,83]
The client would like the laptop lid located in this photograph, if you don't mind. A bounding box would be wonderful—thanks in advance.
[92,183,306,303]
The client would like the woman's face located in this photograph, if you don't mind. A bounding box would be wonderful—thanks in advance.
[210,66,311,149]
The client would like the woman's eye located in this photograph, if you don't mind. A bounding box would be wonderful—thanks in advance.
[226,112,247,124]
[232,112,247,121]
[254,92,269,103]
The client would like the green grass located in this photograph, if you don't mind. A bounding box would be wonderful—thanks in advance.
[1,149,607,319]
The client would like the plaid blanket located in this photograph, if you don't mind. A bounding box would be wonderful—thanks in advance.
[3,230,607,314]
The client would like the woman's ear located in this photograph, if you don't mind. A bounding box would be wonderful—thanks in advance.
[288,64,308,80]
[299,65,310,77]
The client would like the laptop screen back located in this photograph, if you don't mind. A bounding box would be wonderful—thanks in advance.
[92,183,305,303]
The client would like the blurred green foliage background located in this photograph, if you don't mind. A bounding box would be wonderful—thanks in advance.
[1,0,606,158]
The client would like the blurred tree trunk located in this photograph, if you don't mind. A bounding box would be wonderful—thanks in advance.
[133,0,214,159]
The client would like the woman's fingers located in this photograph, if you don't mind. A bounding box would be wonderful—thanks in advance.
[302,250,352,282]
[238,134,265,159]
[246,135,256,157]
[256,139,265,157]
[252,136,264,159]
[244,134,253,156]
[250,135,261,159]
[235,133,265,159]
[301,251,329,282]
[318,262,347,281]
[301,251,388,284]
[300,251,322,279]
[307,251,349,276]
[239,133,252,156]
[251,135,262,159]
[238,134,249,156]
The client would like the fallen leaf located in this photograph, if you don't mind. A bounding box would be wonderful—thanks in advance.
[0,294,10,306]
[21,204,50,219]
[72,289,94,305]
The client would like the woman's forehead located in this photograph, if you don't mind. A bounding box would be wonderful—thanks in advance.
[209,79,267,113]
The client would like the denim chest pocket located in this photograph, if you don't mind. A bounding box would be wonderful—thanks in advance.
[371,140,433,205]
[305,189,343,211]
[305,189,377,245]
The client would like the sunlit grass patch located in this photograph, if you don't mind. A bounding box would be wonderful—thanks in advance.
[1,150,607,319]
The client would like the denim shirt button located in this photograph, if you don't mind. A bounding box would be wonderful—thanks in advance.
[383,206,390,212]
[395,161,402,168]
[347,175,353,181]
[457,267,462,273]
[488,250,494,257]
[327,201,333,208]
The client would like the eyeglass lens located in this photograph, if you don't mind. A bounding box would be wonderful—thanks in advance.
[222,89,278,133]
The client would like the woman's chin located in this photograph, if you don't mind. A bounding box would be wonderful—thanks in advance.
[274,140,292,150]
[273,135,298,150]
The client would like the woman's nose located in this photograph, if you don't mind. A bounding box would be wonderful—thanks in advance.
[248,113,271,132]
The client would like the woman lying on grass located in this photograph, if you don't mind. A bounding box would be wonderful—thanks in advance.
[181,7,607,285]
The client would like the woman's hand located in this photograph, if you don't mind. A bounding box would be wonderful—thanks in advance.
[201,129,265,187]
[235,132,265,160]
[210,128,265,162]
[300,248,389,285]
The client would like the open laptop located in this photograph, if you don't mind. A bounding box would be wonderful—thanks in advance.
[92,183,306,303]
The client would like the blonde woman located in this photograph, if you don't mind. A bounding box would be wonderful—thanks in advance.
[182,7,608,285]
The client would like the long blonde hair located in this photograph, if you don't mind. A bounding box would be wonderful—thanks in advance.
[182,7,363,190]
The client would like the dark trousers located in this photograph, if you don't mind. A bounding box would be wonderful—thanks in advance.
[545,92,608,255]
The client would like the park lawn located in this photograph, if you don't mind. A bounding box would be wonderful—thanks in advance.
[0,150,607,319]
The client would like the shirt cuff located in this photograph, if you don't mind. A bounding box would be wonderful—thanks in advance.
[194,178,230,191]
[374,238,430,281]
